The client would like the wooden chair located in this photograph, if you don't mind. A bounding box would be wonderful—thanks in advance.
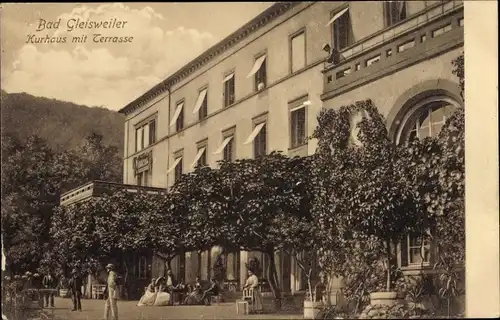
[91,284,106,300]
[236,288,254,315]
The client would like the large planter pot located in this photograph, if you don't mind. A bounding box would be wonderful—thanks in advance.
[59,289,69,298]
[369,291,401,306]
[304,300,324,319]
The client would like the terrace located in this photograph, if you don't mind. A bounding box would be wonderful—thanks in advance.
[322,0,464,101]
[59,180,167,206]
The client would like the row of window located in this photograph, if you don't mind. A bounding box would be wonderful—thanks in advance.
[134,2,410,153]
[168,99,309,182]
[135,102,307,185]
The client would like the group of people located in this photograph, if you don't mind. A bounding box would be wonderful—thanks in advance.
[36,270,81,310]
[137,270,220,307]
[137,270,177,307]
[183,276,219,306]
[39,263,120,320]
[39,264,263,317]
[137,269,263,312]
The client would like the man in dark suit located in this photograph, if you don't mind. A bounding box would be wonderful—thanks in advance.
[42,272,58,308]
[68,269,83,311]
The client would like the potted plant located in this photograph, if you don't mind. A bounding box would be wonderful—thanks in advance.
[302,272,325,320]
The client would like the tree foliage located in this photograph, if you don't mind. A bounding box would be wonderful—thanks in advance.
[1,132,123,274]
[0,90,124,154]
[311,54,465,312]
[311,100,423,292]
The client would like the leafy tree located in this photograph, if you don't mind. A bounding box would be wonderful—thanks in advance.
[1,134,60,273]
[268,155,325,302]
[93,191,166,285]
[2,131,124,275]
[215,152,311,309]
[46,200,103,277]
[77,133,122,184]
[311,100,423,293]
[171,165,229,254]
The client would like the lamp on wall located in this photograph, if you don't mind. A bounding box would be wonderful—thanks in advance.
[322,43,331,53]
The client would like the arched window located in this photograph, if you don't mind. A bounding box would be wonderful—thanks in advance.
[395,95,460,144]
[395,94,460,267]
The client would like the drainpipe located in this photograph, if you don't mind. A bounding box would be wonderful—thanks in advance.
[166,85,172,190]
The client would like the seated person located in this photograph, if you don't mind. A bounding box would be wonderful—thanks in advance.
[183,277,204,305]
[172,280,187,305]
[200,277,220,306]
[137,278,157,307]
[153,277,171,306]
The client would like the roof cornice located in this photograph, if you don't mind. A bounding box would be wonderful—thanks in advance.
[118,2,299,115]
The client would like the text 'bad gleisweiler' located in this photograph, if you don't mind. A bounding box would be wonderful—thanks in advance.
[36,18,128,32]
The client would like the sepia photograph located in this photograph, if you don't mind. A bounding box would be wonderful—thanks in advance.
[1,1,498,320]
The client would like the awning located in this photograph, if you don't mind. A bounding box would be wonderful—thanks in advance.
[170,103,184,126]
[246,55,266,79]
[213,136,233,155]
[290,100,311,112]
[190,147,206,168]
[192,89,208,114]
[167,157,182,174]
[326,7,349,26]
[243,123,265,145]
[222,73,234,83]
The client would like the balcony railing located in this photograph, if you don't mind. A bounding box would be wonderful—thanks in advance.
[322,0,464,98]
[60,180,167,206]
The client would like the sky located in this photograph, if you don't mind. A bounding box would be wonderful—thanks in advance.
[0,2,274,111]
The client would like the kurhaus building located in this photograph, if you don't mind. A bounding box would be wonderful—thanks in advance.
[62,0,464,299]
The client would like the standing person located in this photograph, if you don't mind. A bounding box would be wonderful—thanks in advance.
[42,272,58,308]
[165,270,177,289]
[243,270,263,314]
[165,270,177,304]
[68,269,83,311]
[103,263,119,320]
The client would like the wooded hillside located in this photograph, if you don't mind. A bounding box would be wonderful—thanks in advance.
[0,90,125,153]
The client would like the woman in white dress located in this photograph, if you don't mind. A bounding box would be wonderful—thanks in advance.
[137,278,157,307]
[243,270,263,313]
[153,277,171,306]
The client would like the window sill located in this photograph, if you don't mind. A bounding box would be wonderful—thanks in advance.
[288,143,308,151]
[288,143,308,157]
[400,264,433,276]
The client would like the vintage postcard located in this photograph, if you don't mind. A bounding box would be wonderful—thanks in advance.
[1,2,498,320]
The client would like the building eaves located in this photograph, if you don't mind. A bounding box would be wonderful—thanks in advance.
[118,2,299,115]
